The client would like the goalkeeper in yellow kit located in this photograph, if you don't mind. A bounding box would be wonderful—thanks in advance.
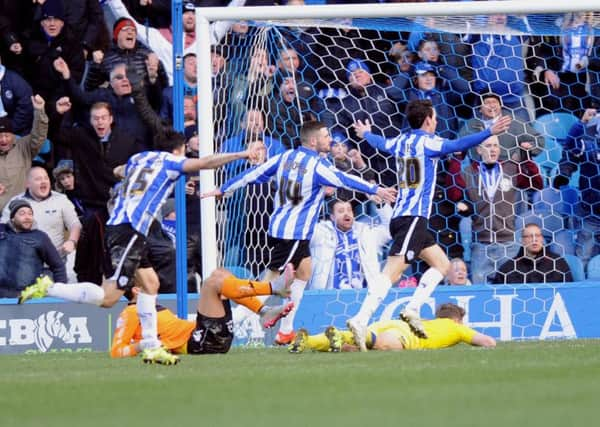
[288,303,496,353]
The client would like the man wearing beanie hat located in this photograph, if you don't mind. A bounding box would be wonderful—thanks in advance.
[83,6,169,93]
[104,0,245,85]
[22,0,84,104]
[0,95,48,211]
[0,199,66,298]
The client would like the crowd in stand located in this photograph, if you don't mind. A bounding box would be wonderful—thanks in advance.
[1,0,599,299]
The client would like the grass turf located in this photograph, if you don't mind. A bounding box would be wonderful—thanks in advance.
[2,340,600,427]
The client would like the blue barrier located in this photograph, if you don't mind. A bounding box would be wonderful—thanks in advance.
[1,281,599,354]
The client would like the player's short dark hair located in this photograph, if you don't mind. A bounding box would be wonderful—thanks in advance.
[406,99,434,129]
[435,303,466,321]
[300,120,327,145]
[154,127,186,152]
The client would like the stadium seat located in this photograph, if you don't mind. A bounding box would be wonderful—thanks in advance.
[224,266,254,280]
[549,229,576,257]
[586,255,600,281]
[564,254,585,282]
[532,113,579,183]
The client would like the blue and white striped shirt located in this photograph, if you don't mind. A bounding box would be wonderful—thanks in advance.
[107,151,187,236]
[220,146,378,240]
[365,128,492,219]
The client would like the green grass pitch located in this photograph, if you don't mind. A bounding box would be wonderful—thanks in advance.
[3,340,600,427]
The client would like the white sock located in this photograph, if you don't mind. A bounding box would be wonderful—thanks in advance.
[405,268,445,312]
[47,282,104,306]
[351,274,393,326]
[137,292,160,350]
[278,279,306,334]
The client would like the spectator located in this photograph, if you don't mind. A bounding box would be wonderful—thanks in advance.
[492,223,573,284]
[0,56,33,135]
[309,199,391,290]
[270,73,333,149]
[328,130,376,216]
[1,166,81,264]
[160,53,197,123]
[83,16,168,94]
[220,109,285,273]
[54,58,156,151]
[0,199,66,298]
[322,58,402,186]
[0,2,35,73]
[528,12,600,116]
[553,108,600,268]
[36,0,108,59]
[387,41,417,89]
[24,0,85,103]
[465,14,532,121]
[459,92,544,163]
[390,61,458,139]
[52,97,139,283]
[52,159,85,219]
[460,135,543,284]
[0,95,48,211]
[444,258,471,286]
[106,0,244,84]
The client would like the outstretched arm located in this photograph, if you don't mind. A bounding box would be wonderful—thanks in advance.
[470,333,497,348]
[438,115,512,156]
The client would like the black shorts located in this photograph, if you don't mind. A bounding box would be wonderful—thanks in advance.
[267,237,310,271]
[105,223,153,290]
[388,216,437,263]
[187,300,234,354]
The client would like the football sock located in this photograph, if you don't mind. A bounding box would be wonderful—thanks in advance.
[47,282,104,306]
[137,292,161,350]
[231,296,264,314]
[221,275,272,299]
[278,279,306,334]
[405,267,445,312]
[350,274,393,326]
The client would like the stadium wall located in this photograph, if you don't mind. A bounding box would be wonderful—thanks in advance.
[1,281,598,354]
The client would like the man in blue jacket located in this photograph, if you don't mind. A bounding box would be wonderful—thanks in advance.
[0,199,66,298]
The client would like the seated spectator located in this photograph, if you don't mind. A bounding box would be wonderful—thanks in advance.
[460,135,543,284]
[492,223,573,284]
[553,108,600,269]
[309,199,391,291]
[459,92,544,163]
[0,56,33,135]
[24,0,85,103]
[0,95,48,211]
[0,199,66,298]
[1,166,81,264]
[444,258,472,286]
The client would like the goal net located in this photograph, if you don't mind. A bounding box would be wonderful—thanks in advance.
[192,1,600,342]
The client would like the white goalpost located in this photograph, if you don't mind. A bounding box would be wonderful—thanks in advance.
[194,0,600,279]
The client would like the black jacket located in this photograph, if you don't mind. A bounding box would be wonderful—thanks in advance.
[493,247,573,284]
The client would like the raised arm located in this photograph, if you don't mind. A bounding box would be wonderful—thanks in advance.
[28,95,49,157]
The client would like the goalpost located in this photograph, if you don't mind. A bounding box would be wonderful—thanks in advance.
[187,1,600,340]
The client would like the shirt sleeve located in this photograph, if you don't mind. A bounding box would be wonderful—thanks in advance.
[220,153,282,193]
[110,307,140,358]
[456,323,478,344]
[315,161,378,195]
[430,129,493,156]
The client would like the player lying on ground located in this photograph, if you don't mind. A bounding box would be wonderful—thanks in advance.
[18,127,264,365]
[288,303,496,353]
[113,264,295,359]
